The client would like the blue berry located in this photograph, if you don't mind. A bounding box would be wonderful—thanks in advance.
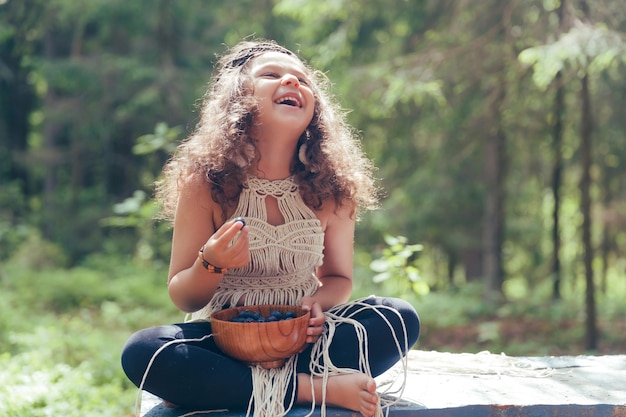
[229,309,298,323]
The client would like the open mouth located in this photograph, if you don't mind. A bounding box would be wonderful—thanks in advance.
[275,96,302,108]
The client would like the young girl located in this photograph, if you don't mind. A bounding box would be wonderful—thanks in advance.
[121,39,420,417]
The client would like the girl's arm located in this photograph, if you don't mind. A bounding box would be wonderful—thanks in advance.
[167,175,249,313]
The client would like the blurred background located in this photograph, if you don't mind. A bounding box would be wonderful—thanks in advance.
[1,0,625,415]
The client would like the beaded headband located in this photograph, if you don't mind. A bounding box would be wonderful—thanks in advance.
[223,42,296,69]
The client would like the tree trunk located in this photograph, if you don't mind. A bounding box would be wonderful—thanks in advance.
[551,70,564,300]
[157,0,175,68]
[599,197,610,295]
[42,24,61,240]
[551,0,566,301]
[580,73,597,351]
[461,248,483,283]
[0,0,42,198]
[447,250,457,288]
[579,0,597,352]
[483,81,506,300]
[69,13,86,213]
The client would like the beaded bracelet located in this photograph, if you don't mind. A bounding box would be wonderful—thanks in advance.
[198,245,227,274]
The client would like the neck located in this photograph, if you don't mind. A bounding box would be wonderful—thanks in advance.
[252,139,297,180]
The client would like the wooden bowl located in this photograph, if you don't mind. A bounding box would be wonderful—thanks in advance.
[211,305,310,369]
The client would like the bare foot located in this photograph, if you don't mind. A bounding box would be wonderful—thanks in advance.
[297,372,379,417]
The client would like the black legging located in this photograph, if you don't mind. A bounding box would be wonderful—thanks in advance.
[121,296,420,411]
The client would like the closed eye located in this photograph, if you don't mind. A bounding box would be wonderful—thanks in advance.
[260,72,309,86]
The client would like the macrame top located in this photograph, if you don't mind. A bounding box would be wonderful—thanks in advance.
[190,176,324,321]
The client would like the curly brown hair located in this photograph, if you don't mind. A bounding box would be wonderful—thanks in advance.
[155,39,379,222]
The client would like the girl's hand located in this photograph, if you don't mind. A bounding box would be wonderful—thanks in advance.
[202,218,250,269]
[300,296,325,345]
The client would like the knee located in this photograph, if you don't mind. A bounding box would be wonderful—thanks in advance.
[371,297,420,353]
[357,296,420,348]
[394,298,420,349]
[121,329,147,386]
[121,326,169,387]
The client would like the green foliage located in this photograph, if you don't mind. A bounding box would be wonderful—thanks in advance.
[133,122,181,156]
[519,22,626,90]
[0,181,31,261]
[99,122,183,265]
[2,0,626,298]
[7,231,69,270]
[4,255,173,314]
[101,190,171,265]
[369,235,428,297]
[419,283,495,328]
[418,277,626,356]
[0,351,133,417]
[0,257,179,417]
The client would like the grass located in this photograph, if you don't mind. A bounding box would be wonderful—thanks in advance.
[0,258,179,417]
[414,281,626,356]
[1,258,624,416]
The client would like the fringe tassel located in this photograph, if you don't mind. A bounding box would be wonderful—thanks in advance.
[247,356,298,417]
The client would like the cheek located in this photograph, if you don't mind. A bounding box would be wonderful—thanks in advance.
[306,92,317,117]
[307,97,318,122]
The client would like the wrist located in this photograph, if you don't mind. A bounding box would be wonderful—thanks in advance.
[198,245,227,274]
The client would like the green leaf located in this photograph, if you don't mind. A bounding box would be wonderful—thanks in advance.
[369,258,390,272]
[372,271,392,283]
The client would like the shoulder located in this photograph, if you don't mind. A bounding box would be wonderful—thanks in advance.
[178,172,210,204]
[317,198,356,231]
[176,172,223,228]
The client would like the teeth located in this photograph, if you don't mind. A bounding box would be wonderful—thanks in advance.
[275,97,301,107]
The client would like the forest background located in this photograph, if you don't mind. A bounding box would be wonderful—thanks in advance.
[1,0,626,416]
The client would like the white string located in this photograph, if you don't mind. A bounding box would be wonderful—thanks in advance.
[178,409,226,417]
[407,350,556,378]
[246,357,298,417]
[301,297,411,417]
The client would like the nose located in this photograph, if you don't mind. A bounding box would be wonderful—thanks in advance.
[281,74,300,88]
